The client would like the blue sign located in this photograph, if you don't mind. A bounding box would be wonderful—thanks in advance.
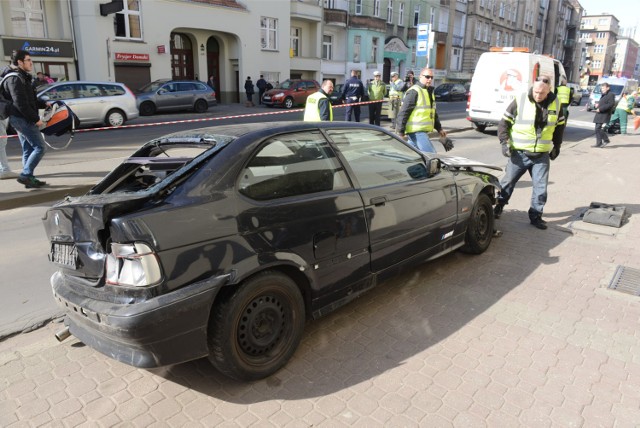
[416,23,430,57]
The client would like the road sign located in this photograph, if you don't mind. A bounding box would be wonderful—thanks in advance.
[416,23,430,57]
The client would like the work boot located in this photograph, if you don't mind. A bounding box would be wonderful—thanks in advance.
[494,203,505,219]
[530,217,548,230]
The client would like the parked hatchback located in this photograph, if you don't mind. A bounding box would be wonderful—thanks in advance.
[433,83,467,102]
[44,121,501,382]
[37,81,139,127]
[136,79,217,116]
[261,79,320,108]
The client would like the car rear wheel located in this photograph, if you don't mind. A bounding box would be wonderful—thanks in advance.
[139,101,156,116]
[473,122,487,133]
[208,271,305,381]
[105,109,126,127]
[194,99,208,113]
[460,193,494,254]
[284,97,294,109]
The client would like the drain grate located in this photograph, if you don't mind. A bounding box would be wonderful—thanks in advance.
[608,266,640,296]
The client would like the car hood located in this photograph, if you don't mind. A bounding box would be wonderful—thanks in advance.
[438,154,502,171]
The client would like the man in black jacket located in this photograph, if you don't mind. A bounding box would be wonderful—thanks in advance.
[592,82,615,148]
[0,50,49,188]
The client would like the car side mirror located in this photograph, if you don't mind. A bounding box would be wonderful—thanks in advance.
[427,158,441,177]
[158,89,167,95]
[40,95,50,101]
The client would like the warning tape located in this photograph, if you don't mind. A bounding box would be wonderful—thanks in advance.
[0,99,387,141]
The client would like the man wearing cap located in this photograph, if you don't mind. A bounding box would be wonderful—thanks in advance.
[367,71,385,126]
[388,71,404,131]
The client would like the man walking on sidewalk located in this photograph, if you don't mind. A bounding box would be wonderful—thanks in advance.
[0,50,49,188]
[494,77,565,230]
[593,82,615,148]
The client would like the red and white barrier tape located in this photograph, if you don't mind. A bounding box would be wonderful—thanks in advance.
[0,99,385,140]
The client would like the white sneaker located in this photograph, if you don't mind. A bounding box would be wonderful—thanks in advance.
[0,170,20,180]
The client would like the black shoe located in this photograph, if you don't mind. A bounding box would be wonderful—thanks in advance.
[494,203,505,219]
[600,141,610,147]
[530,217,548,230]
[16,175,46,189]
[592,143,602,148]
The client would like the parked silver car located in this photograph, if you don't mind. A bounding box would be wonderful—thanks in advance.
[37,81,139,127]
[136,79,217,116]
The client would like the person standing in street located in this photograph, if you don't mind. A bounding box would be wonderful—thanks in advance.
[403,70,416,92]
[303,80,333,122]
[207,75,216,92]
[341,70,364,122]
[0,50,49,188]
[367,71,385,126]
[493,77,566,230]
[555,77,572,122]
[244,76,255,107]
[256,75,267,105]
[608,91,636,135]
[396,67,450,153]
[593,82,615,147]
[388,71,404,131]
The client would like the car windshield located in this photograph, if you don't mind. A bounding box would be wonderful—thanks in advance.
[436,85,452,93]
[594,84,624,96]
[277,80,295,89]
[138,81,168,93]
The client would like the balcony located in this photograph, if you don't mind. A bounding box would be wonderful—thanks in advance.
[324,8,347,27]
[580,38,594,44]
[433,31,448,44]
[290,0,322,22]
[349,15,386,32]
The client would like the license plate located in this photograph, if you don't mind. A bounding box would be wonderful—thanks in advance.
[263,96,271,101]
[50,242,78,269]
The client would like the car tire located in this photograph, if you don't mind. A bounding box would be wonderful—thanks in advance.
[105,109,126,127]
[460,193,494,254]
[284,97,294,109]
[139,101,156,116]
[207,271,305,381]
[473,123,487,133]
[194,99,208,113]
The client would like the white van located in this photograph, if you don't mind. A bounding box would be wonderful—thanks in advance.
[466,47,567,132]
[586,77,639,111]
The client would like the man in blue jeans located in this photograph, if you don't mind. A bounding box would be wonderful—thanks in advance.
[0,50,49,188]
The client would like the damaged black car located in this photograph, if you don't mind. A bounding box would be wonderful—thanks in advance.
[43,121,501,381]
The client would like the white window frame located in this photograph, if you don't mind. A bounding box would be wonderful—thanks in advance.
[10,0,45,38]
[114,0,142,40]
[290,27,300,57]
[373,0,380,17]
[324,0,335,8]
[398,2,404,25]
[261,17,278,51]
[355,0,362,15]
[499,1,505,18]
[322,34,333,60]
[372,37,379,62]
[387,1,393,24]
[413,5,420,27]
[354,35,361,62]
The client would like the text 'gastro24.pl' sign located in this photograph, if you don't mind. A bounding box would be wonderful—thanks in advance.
[114,52,150,61]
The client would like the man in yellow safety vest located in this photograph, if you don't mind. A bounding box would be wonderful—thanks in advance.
[303,80,334,121]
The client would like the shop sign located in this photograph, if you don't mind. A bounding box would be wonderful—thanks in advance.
[1,37,74,57]
[115,52,150,61]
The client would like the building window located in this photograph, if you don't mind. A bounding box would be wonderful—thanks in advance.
[430,6,435,25]
[373,0,380,17]
[597,32,606,38]
[261,17,278,50]
[387,1,393,23]
[324,0,335,8]
[372,37,379,62]
[593,60,601,69]
[290,27,300,57]
[594,44,603,53]
[499,1,505,18]
[10,0,45,37]
[322,34,333,60]
[598,18,608,25]
[496,31,501,47]
[475,23,481,40]
[413,5,420,27]
[115,0,142,40]
[353,35,361,62]
[355,0,362,15]
[398,2,404,25]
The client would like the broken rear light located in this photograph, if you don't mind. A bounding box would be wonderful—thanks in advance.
[106,242,162,287]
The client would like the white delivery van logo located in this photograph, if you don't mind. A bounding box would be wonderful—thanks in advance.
[500,69,523,92]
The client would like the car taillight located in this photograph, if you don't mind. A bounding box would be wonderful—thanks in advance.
[466,91,471,109]
[124,85,136,97]
[106,242,162,287]
[211,91,216,98]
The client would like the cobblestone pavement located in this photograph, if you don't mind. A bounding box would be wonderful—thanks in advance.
[1,133,640,426]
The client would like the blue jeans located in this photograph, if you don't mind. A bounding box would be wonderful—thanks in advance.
[9,115,46,177]
[406,132,436,153]
[497,150,550,216]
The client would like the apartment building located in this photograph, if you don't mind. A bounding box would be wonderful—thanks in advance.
[580,14,620,85]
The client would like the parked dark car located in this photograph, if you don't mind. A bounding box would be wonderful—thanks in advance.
[136,79,217,116]
[434,83,467,102]
[329,83,344,105]
[261,79,320,108]
[44,121,500,381]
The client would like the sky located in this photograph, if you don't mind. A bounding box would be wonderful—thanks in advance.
[577,0,640,36]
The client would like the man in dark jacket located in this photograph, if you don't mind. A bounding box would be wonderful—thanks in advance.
[593,82,615,148]
[256,75,267,105]
[341,70,364,122]
[0,50,49,188]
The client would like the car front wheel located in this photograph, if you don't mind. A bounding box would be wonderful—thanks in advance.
[208,271,305,381]
[284,97,294,109]
[460,193,494,254]
[139,101,156,116]
[105,109,126,127]
[194,99,208,113]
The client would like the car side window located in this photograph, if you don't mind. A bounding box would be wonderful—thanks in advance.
[326,129,427,188]
[177,82,196,91]
[239,131,350,201]
[78,84,104,98]
[100,84,125,96]
[194,82,208,91]
[44,84,76,100]
[162,83,177,93]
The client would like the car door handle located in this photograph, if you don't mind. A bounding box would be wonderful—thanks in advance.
[370,196,387,206]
